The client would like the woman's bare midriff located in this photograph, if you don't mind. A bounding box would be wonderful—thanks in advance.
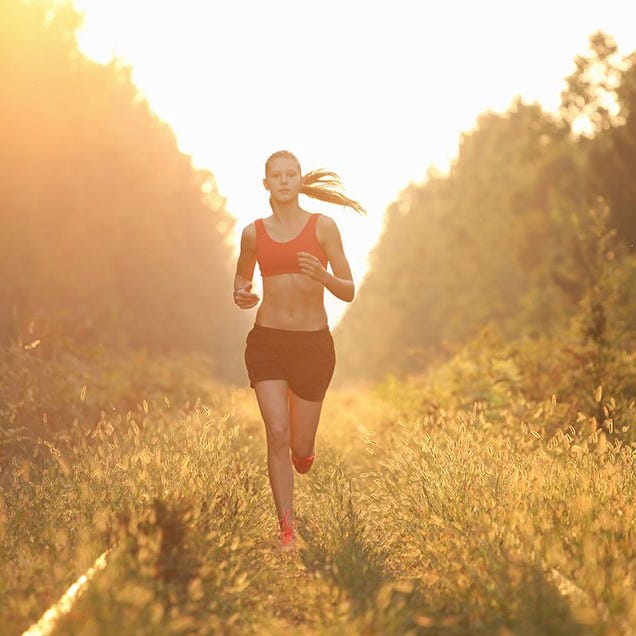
[255,273,328,331]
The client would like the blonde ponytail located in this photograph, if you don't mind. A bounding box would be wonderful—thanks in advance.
[301,169,366,215]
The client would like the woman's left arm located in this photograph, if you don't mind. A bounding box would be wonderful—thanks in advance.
[297,216,354,302]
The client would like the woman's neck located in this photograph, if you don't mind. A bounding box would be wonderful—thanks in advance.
[271,200,305,224]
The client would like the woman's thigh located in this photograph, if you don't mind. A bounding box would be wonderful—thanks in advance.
[254,380,290,447]
[288,390,323,456]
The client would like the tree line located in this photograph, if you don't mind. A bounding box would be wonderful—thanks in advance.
[2,2,634,388]
[0,0,251,381]
[335,32,636,381]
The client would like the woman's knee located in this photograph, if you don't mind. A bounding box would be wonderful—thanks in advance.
[266,424,290,452]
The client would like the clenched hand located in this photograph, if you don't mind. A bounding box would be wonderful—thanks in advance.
[233,283,260,309]
[297,251,328,284]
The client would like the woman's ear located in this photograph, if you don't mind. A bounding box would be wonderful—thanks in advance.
[262,178,270,191]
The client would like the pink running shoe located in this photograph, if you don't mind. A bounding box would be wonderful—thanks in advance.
[278,508,296,551]
[291,454,315,474]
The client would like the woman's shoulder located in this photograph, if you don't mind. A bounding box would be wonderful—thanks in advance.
[315,213,340,235]
[315,212,337,229]
[242,215,270,233]
[240,220,258,249]
[314,213,343,246]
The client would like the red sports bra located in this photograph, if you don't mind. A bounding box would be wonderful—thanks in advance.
[255,213,328,277]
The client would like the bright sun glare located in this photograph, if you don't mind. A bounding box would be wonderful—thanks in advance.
[72,0,635,325]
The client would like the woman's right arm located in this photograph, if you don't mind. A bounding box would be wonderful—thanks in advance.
[233,223,260,309]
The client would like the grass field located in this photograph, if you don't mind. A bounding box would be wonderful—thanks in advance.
[3,363,636,635]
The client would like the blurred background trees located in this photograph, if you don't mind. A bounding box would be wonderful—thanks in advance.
[0,0,250,381]
[1,0,633,405]
[335,31,636,383]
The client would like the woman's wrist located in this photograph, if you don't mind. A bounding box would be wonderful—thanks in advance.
[319,268,331,286]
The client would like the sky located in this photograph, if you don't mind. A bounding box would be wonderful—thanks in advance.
[72,0,636,325]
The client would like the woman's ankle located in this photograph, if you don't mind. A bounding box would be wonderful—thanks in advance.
[278,506,295,530]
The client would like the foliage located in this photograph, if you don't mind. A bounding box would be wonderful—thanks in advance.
[560,31,636,246]
[0,337,244,470]
[336,32,636,382]
[335,98,584,379]
[4,364,636,634]
[0,0,250,376]
[374,203,636,444]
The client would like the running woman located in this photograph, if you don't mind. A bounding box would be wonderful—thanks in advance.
[233,150,365,550]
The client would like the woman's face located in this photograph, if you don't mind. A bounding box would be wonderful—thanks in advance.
[263,156,302,203]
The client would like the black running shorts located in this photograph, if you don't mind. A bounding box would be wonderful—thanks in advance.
[244,324,336,402]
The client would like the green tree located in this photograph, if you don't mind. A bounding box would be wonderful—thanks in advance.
[337,32,636,382]
[561,31,636,246]
[336,100,579,380]
[0,0,249,380]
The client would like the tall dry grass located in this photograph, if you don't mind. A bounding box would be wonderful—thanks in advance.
[2,345,636,634]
